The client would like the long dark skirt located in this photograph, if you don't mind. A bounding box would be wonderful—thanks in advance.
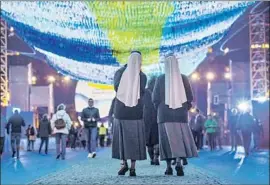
[112,119,147,160]
[159,122,198,161]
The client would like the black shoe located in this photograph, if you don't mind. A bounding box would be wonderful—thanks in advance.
[56,154,61,159]
[118,165,129,175]
[150,160,155,165]
[12,151,16,158]
[182,158,188,166]
[129,169,136,177]
[155,160,160,166]
[175,166,184,176]
[165,167,173,175]
[45,151,48,155]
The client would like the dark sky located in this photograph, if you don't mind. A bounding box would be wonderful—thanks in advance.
[6,2,269,110]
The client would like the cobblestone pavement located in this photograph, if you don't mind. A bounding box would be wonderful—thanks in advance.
[31,149,224,184]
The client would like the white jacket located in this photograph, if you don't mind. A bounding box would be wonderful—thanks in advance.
[50,110,72,135]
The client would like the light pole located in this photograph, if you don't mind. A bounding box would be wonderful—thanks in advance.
[206,72,215,115]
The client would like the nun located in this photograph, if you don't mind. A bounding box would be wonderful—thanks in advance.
[152,54,198,176]
[112,51,147,177]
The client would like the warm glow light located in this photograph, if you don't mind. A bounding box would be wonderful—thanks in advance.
[206,72,215,81]
[63,76,71,82]
[190,107,196,113]
[237,101,250,112]
[47,76,56,83]
[31,76,37,84]
[191,72,200,81]
[224,72,231,79]
[225,67,230,72]
[207,47,213,53]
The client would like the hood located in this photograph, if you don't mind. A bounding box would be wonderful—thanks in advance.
[56,110,66,117]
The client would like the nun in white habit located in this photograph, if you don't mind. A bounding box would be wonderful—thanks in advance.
[112,51,147,177]
[152,54,198,176]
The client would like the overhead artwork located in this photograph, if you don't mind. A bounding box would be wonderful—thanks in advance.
[1,1,255,85]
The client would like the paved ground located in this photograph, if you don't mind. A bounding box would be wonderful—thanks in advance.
[1,146,269,184]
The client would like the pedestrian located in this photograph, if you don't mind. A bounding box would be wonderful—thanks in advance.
[0,115,7,157]
[81,98,100,158]
[78,126,86,150]
[236,109,254,157]
[6,110,26,159]
[152,54,197,176]
[143,76,160,166]
[213,114,223,150]
[26,125,31,151]
[51,104,72,160]
[112,51,147,177]
[253,116,264,151]
[189,109,205,150]
[204,115,217,151]
[38,114,51,154]
[28,125,36,151]
[69,124,78,150]
[228,108,239,151]
[99,123,107,147]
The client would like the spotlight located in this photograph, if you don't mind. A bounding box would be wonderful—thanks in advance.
[237,101,250,112]
[224,72,231,80]
[9,27,14,32]
[191,72,200,81]
[63,76,71,82]
[47,76,56,83]
[206,72,215,81]
[224,47,230,54]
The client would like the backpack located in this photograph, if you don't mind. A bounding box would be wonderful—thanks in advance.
[55,114,66,130]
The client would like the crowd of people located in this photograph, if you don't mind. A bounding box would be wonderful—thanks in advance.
[0,51,265,178]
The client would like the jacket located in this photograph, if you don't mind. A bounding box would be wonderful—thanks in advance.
[204,119,217,134]
[113,65,147,120]
[38,119,52,138]
[152,74,193,124]
[50,110,72,135]
[228,114,238,132]
[7,114,26,134]
[189,114,205,132]
[81,107,100,128]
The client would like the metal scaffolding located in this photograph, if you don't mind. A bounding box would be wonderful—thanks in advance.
[0,19,9,106]
[249,13,269,100]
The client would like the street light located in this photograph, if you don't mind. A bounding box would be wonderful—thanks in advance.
[224,47,230,55]
[191,72,200,81]
[47,76,56,83]
[206,72,215,115]
[63,76,71,82]
[224,72,231,80]
[31,76,37,85]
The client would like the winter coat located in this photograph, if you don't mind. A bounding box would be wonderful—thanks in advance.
[7,114,26,134]
[38,119,52,138]
[113,65,147,120]
[50,110,72,135]
[152,74,193,124]
[143,88,159,146]
[204,119,218,134]
[81,107,100,128]
[189,114,205,132]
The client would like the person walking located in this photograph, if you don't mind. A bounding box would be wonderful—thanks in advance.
[69,124,78,150]
[253,116,264,151]
[213,114,223,150]
[81,98,100,158]
[26,125,31,151]
[236,110,254,157]
[204,115,218,151]
[38,114,51,154]
[28,125,36,151]
[6,110,26,158]
[51,104,72,160]
[152,54,197,176]
[0,115,7,157]
[112,51,147,177]
[143,76,160,166]
[78,126,86,150]
[228,108,239,151]
[189,109,205,150]
[99,123,107,147]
